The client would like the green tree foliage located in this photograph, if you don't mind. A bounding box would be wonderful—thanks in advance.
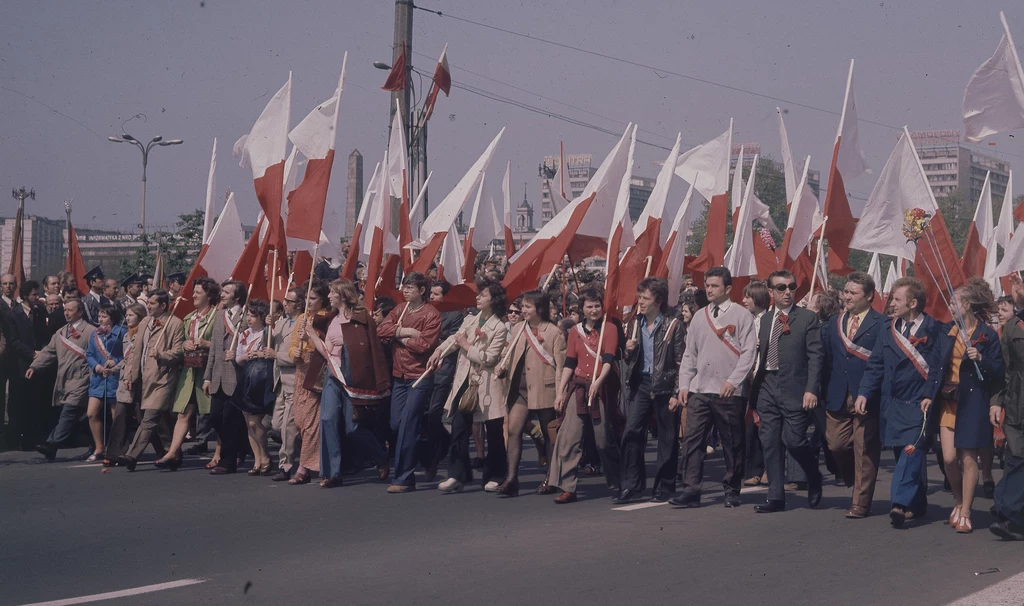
[118,210,205,279]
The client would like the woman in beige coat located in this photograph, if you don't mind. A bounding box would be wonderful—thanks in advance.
[497,290,566,497]
[429,280,509,494]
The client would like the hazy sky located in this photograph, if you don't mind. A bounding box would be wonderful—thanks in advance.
[2,1,1023,233]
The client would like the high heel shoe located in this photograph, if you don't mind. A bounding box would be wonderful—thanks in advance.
[495,479,519,498]
[167,455,183,472]
[949,505,962,528]
[205,458,220,470]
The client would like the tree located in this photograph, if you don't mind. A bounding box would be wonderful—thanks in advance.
[118,210,206,279]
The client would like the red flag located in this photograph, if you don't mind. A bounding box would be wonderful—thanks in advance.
[381,43,406,92]
[822,61,870,276]
[65,223,89,297]
[422,44,451,122]
[915,212,965,323]
[8,208,25,285]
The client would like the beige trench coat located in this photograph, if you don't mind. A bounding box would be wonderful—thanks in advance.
[126,314,185,411]
[30,320,95,407]
[441,313,508,422]
[502,321,566,410]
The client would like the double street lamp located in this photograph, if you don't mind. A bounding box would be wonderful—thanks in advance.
[108,133,183,235]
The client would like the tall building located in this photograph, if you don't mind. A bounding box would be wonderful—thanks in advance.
[910,130,1011,203]
[345,149,363,238]
[628,176,657,223]
[539,153,597,226]
[0,215,65,279]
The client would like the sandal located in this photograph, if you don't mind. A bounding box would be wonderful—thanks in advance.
[288,471,311,485]
[949,505,962,528]
[955,515,973,534]
[320,477,343,488]
[205,458,221,470]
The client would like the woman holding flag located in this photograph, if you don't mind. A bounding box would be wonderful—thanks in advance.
[497,290,566,497]
[85,304,126,462]
[104,303,145,466]
[935,278,1004,533]
[233,299,276,476]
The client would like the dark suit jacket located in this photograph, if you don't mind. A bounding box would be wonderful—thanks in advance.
[932,321,1004,449]
[858,313,946,447]
[44,306,66,342]
[9,304,38,374]
[82,292,112,326]
[820,308,890,413]
[752,306,823,409]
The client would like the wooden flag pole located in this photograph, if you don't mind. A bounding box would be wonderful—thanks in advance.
[808,215,829,298]
[229,282,256,354]
[265,248,279,347]
[630,255,655,340]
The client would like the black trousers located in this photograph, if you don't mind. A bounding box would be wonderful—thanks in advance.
[450,411,505,484]
[7,374,39,449]
[757,372,822,503]
[425,376,455,470]
[210,390,247,469]
[679,392,746,496]
[745,412,765,478]
[620,376,679,494]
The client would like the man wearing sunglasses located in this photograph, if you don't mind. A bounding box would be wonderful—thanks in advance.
[750,270,825,513]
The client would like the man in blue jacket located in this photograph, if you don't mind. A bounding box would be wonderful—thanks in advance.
[856,277,945,528]
[821,271,889,519]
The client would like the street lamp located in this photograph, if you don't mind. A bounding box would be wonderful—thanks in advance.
[108,133,183,234]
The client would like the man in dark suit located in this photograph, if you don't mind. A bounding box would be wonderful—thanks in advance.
[423,280,465,481]
[856,277,946,527]
[8,280,43,450]
[821,271,889,518]
[750,270,825,513]
[118,274,142,312]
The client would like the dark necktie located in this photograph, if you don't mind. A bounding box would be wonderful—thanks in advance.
[902,320,911,338]
[713,305,720,318]
[766,313,783,369]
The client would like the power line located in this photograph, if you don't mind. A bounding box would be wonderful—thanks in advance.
[414,3,1024,163]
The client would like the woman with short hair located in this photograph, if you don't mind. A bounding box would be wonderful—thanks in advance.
[85,304,126,462]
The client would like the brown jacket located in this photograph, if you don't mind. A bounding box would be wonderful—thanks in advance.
[503,321,566,410]
[127,314,185,411]
[336,309,391,404]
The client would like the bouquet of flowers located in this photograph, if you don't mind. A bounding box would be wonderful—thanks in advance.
[902,208,931,243]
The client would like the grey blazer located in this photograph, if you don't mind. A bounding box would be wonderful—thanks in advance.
[204,309,240,397]
[751,305,824,409]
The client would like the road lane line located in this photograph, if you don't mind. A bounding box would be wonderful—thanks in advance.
[947,571,1024,606]
[739,486,768,494]
[612,501,668,511]
[20,578,207,606]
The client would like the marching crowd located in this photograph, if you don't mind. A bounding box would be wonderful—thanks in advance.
[3,260,1024,542]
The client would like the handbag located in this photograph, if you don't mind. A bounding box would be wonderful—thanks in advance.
[183,348,210,368]
[458,376,480,414]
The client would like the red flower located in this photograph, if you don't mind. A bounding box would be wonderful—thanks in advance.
[474,328,486,340]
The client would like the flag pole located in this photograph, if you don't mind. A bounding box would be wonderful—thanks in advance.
[808,216,828,297]
[230,283,256,354]
[266,248,279,347]
[630,255,655,340]
[301,242,320,327]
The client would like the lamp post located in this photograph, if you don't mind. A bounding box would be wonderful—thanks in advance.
[108,134,183,235]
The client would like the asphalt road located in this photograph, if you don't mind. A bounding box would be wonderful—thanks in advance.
[1,444,1022,606]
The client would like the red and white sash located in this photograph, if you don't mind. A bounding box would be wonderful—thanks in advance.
[239,328,266,356]
[59,333,87,360]
[92,331,113,363]
[891,321,929,380]
[525,325,556,367]
[190,307,212,341]
[704,307,740,357]
[223,309,240,339]
[574,323,600,359]
[837,313,872,361]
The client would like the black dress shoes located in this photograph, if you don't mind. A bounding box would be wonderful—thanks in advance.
[119,456,137,472]
[754,500,785,513]
[724,494,742,508]
[184,442,208,455]
[808,483,823,508]
[668,492,701,508]
[889,506,906,527]
[650,491,671,503]
[35,443,57,462]
[611,489,645,505]
[989,519,1024,541]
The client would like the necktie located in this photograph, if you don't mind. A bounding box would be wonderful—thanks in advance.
[902,320,911,338]
[847,314,860,340]
[766,313,782,369]
[713,305,720,318]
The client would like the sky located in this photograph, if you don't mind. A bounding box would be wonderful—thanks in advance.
[2,1,1023,233]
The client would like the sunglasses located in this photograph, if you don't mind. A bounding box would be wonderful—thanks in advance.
[773,283,798,292]
[508,309,521,314]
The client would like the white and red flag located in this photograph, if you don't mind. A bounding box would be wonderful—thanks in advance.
[461,173,502,282]
[777,108,823,293]
[340,161,380,280]
[501,161,516,258]
[387,99,415,268]
[436,223,465,287]
[409,129,504,274]
[177,191,245,317]
[960,171,995,279]
[287,55,347,255]
[202,138,218,243]
[674,120,733,278]
[422,44,451,123]
[362,151,393,312]
[503,124,634,301]
[850,127,964,322]
[654,180,698,307]
[599,125,638,320]
[867,253,886,313]
[724,154,761,299]
[963,12,1024,143]
[822,60,870,275]
[545,142,571,216]
[615,133,683,307]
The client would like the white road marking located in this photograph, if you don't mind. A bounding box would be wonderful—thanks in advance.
[612,501,668,511]
[740,486,768,494]
[20,578,207,606]
[947,571,1024,606]
[67,461,152,469]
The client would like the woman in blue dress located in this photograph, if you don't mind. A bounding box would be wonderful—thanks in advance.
[85,304,127,463]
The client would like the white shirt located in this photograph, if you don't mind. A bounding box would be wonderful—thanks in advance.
[898,314,924,337]
[709,299,734,318]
